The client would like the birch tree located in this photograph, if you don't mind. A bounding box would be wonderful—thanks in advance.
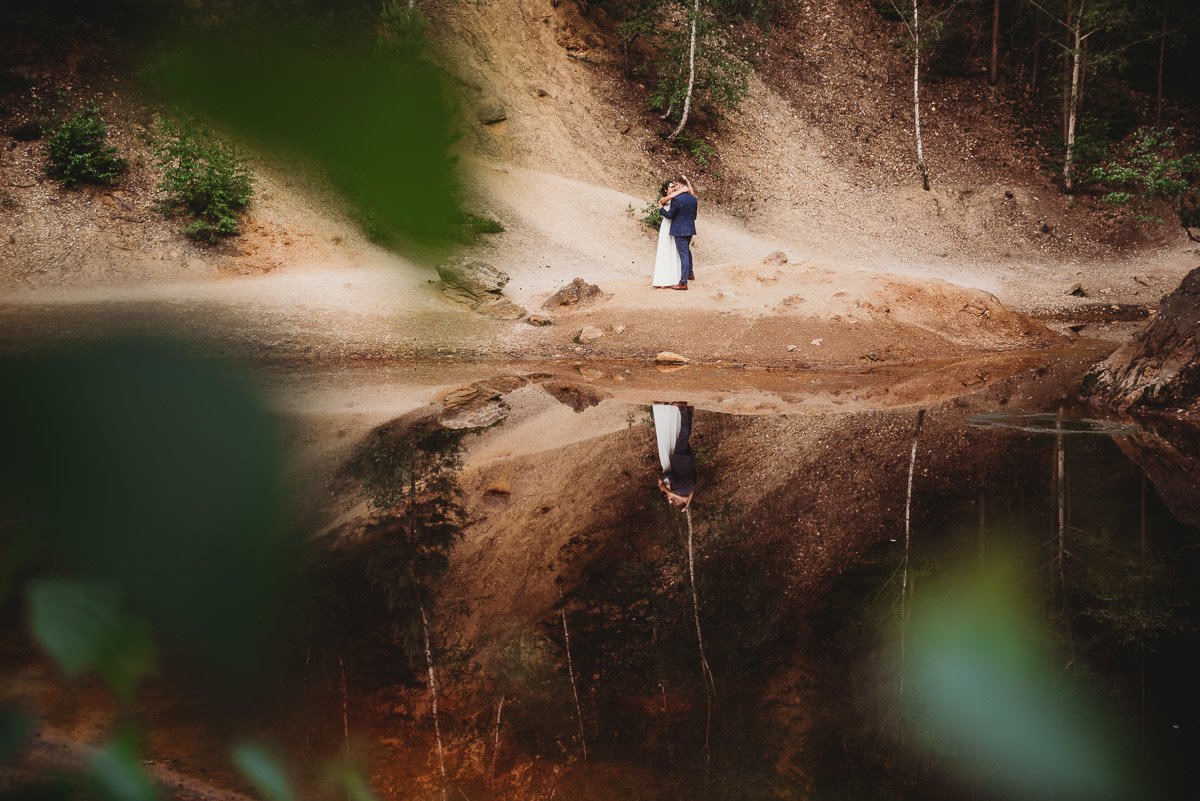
[669,0,701,140]
[889,0,940,190]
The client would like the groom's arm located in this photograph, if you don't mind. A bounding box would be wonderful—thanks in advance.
[660,203,678,219]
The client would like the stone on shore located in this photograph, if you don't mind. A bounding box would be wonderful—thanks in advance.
[544,277,603,310]
[574,325,605,343]
[655,351,690,364]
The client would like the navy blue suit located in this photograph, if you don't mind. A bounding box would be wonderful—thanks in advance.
[661,191,697,285]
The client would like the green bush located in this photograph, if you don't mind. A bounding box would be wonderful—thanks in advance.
[43,100,128,188]
[1091,128,1200,230]
[641,200,663,228]
[153,117,253,243]
[675,133,716,167]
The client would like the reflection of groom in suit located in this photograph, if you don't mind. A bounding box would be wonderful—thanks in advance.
[660,175,697,290]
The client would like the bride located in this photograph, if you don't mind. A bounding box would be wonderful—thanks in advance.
[652,177,692,287]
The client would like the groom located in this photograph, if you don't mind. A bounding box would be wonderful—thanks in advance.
[660,175,697,290]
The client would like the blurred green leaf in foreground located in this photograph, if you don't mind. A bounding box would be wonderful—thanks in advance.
[0,336,295,681]
[146,1,464,253]
[903,564,1138,801]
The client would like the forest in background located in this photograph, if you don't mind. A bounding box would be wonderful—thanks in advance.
[3,0,1200,244]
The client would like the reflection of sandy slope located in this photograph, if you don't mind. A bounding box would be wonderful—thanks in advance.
[432,388,1065,788]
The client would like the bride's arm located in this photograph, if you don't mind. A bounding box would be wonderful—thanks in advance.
[659,187,686,206]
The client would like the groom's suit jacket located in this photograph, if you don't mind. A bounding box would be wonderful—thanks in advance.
[661,191,697,237]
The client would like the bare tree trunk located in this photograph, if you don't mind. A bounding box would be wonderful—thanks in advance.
[684,508,715,781]
[658,681,676,765]
[668,0,701,141]
[1054,410,1066,607]
[990,0,1001,86]
[1030,17,1042,94]
[338,653,351,759]
[489,694,505,787]
[912,0,931,190]
[1139,474,1147,741]
[978,482,987,569]
[420,604,448,801]
[1156,16,1167,128]
[899,409,926,710]
[1061,1,1074,142]
[559,592,589,788]
[1063,4,1084,193]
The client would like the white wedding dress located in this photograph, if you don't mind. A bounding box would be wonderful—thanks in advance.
[652,403,682,472]
[651,203,682,287]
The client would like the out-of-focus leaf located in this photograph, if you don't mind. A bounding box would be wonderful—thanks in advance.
[0,704,34,762]
[149,17,463,252]
[0,337,293,678]
[91,732,160,801]
[27,578,156,700]
[232,743,295,801]
[904,569,1136,801]
[325,764,378,801]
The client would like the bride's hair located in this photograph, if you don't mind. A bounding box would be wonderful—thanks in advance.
[658,179,673,196]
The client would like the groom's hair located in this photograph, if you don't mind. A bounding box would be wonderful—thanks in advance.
[676,176,689,189]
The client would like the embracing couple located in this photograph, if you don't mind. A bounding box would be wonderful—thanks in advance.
[652,175,698,290]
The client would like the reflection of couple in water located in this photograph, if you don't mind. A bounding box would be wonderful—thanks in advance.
[653,402,696,510]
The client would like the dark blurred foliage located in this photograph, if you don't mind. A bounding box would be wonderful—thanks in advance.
[0,337,295,680]
[145,2,464,251]
[0,0,465,253]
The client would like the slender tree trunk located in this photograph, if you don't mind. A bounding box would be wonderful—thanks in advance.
[559,592,589,788]
[420,604,448,801]
[1030,18,1042,94]
[684,508,715,781]
[1063,5,1084,193]
[1061,1,1074,142]
[338,653,351,759]
[1139,475,1148,741]
[911,0,931,190]
[1054,410,1066,607]
[668,0,701,140]
[658,681,676,765]
[899,409,926,711]
[1156,16,1167,128]
[1077,40,1087,118]
[489,694,505,787]
[978,482,987,569]
[990,0,1001,86]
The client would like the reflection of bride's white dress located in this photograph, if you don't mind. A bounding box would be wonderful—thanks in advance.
[651,203,682,287]
[652,403,682,472]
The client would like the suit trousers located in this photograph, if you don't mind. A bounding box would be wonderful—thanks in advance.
[673,236,693,284]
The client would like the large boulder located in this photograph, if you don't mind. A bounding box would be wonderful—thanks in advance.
[437,260,527,320]
[437,259,510,304]
[1084,266,1200,413]
[543,277,603,310]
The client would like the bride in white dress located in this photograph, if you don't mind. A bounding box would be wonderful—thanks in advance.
[652,179,688,287]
